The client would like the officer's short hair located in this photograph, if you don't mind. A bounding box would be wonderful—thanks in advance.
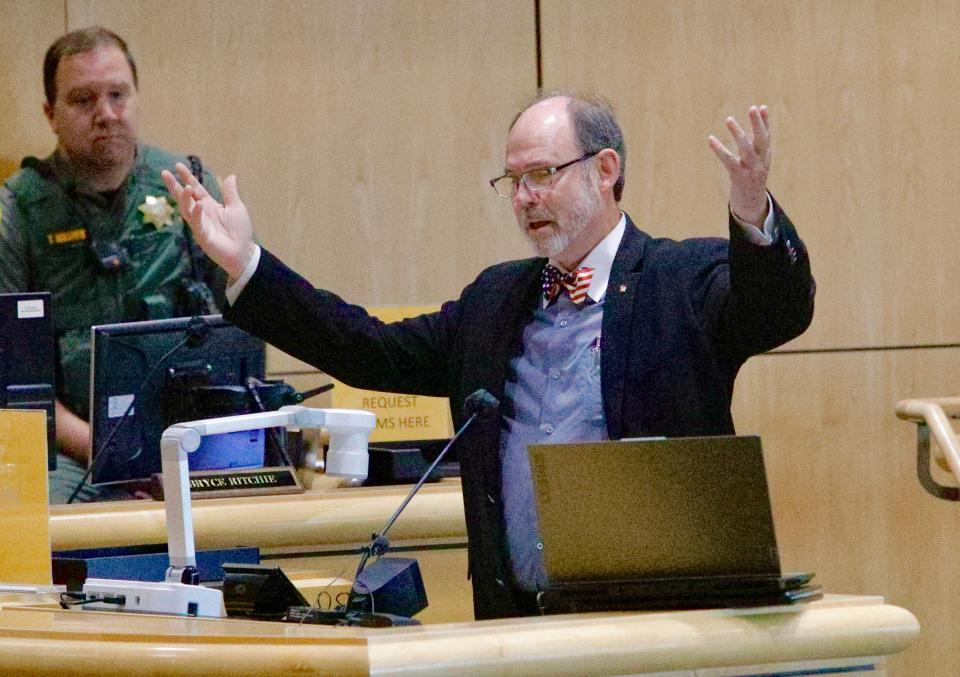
[511,89,627,202]
[44,26,138,106]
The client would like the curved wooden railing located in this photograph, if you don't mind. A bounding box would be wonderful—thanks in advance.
[895,397,960,501]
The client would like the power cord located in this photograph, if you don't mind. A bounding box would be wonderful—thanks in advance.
[59,591,127,609]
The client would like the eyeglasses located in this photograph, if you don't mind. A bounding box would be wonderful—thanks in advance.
[489,150,600,198]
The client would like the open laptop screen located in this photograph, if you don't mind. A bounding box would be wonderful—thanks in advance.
[527,435,782,584]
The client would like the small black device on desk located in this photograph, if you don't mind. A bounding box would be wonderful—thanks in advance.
[221,563,311,621]
[221,562,421,627]
[365,438,459,485]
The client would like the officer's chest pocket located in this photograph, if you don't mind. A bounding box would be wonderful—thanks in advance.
[121,226,188,286]
[36,240,92,290]
[124,225,183,260]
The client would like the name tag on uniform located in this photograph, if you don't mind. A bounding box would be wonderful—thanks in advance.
[46,227,87,245]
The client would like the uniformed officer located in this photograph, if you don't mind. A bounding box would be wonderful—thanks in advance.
[0,27,226,502]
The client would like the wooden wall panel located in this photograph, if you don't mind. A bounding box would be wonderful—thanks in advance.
[63,0,536,372]
[0,1,65,181]
[541,0,960,351]
[732,347,960,677]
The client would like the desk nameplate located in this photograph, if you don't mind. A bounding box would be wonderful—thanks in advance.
[150,466,304,500]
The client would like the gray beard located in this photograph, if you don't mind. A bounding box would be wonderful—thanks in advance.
[525,177,600,258]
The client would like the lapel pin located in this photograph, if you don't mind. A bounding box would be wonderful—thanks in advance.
[619,284,627,293]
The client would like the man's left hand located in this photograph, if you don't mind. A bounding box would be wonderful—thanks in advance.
[708,105,771,226]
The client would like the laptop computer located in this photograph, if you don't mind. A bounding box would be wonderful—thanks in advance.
[527,435,820,613]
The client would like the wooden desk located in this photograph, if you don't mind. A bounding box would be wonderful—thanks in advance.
[49,477,467,553]
[49,478,474,624]
[38,481,919,675]
[0,593,918,676]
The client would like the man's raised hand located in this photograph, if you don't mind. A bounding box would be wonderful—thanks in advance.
[708,105,771,226]
[161,163,256,280]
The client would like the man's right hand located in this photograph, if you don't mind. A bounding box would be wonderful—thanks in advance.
[161,163,256,281]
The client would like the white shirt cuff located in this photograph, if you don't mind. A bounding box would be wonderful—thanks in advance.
[731,193,776,246]
[225,245,262,306]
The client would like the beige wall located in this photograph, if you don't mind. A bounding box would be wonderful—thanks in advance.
[542,0,960,351]
[0,1,65,176]
[733,347,960,676]
[3,1,959,674]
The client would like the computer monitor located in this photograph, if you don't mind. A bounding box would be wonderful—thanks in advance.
[0,292,56,471]
[89,315,269,485]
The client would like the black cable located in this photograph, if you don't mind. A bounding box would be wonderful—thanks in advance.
[59,592,126,608]
[183,155,219,315]
[243,377,292,467]
[66,335,193,503]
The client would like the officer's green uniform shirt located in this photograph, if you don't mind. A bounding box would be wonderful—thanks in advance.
[0,144,227,421]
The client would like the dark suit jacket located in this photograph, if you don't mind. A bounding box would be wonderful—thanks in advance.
[226,203,815,620]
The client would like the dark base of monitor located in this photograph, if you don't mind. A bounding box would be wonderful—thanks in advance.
[364,445,460,486]
[284,606,421,627]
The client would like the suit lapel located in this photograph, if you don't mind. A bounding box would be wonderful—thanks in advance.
[469,259,543,407]
[462,259,542,512]
[601,215,649,440]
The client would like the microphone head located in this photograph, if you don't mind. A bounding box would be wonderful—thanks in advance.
[463,389,499,420]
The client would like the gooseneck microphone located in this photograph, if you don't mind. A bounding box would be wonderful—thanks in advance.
[360,389,499,561]
[326,389,499,625]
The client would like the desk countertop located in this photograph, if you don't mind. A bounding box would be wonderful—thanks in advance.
[48,478,468,553]
[0,593,920,677]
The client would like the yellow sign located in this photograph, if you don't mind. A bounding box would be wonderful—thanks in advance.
[331,306,453,443]
[0,409,52,585]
